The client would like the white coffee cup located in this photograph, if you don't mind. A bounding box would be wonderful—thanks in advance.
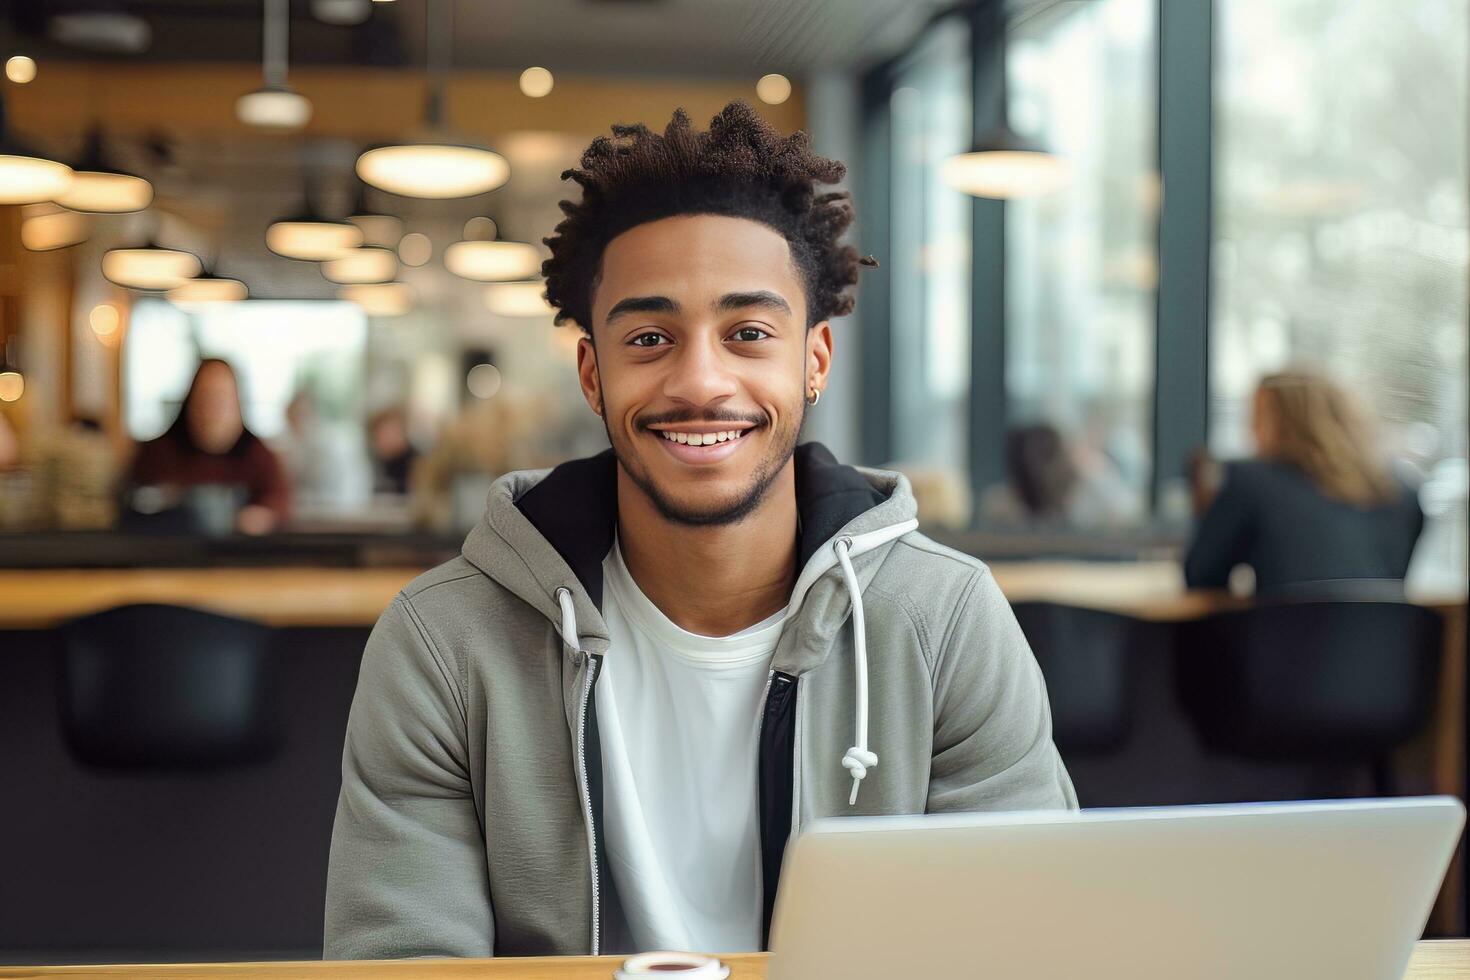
[613,950,730,979]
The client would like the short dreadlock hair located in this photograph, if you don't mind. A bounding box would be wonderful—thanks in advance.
[542,100,873,333]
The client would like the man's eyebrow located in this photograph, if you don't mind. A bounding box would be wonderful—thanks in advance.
[605,295,680,322]
[715,291,792,315]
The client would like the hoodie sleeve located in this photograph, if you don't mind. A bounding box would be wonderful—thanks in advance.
[324,595,494,959]
[927,567,1078,812]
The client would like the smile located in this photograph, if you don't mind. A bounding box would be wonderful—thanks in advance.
[648,426,755,464]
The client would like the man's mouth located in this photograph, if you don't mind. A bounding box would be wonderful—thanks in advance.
[645,424,757,464]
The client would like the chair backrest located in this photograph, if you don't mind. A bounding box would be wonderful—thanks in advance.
[60,603,280,768]
[1011,602,1139,755]
[1178,600,1442,763]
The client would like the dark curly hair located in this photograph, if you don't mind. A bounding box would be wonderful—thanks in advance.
[542,100,875,333]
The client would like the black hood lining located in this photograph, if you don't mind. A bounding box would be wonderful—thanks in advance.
[513,442,885,610]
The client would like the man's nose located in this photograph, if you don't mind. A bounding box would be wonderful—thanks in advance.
[662,333,738,408]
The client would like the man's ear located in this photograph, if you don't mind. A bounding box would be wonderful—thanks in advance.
[576,333,603,415]
[806,320,834,395]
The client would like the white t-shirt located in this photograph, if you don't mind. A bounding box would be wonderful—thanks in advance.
[596,540,786,954]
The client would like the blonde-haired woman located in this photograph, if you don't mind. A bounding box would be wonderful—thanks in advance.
[1184,371,1422,594]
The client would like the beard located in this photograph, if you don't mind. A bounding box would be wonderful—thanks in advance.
[604,399,805,527]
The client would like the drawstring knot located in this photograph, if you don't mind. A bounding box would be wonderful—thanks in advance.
[833,536,875,806]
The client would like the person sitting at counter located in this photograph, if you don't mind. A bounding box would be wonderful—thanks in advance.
[126,358,290,536]
[1185,370,1423,594]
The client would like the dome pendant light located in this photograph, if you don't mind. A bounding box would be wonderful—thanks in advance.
[237,0,313,130]
[102,240,203,291]
[168,259,248,304]
[267,180,364,261]
[56,127,153,213]
[0,94,74,204]
[355,0,507,198]
[941,1,1069,200]
[445,219,540,282]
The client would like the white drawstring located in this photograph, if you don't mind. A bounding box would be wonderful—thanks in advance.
[556,587,582,652]
[833,536,876,805]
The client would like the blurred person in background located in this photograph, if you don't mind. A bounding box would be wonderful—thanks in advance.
[1184,370,1423,594]
[277,389,371,512]
[126,357,290,536]
[980,423,1136,528]
[367,405,417,497]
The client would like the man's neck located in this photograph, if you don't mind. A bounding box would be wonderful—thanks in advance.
[615,463,798,637]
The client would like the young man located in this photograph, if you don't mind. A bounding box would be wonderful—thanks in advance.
[324,102,1075,960]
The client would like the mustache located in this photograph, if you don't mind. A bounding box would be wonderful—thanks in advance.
[636,409,767,430]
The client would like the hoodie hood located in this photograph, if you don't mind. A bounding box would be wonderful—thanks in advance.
[461,442,919,661]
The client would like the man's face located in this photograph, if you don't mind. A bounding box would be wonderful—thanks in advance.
[579,214,832,526]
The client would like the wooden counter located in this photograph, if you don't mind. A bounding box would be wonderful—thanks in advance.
[2,942,1468,979]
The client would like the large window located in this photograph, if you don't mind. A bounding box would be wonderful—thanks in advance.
[1213,0,1469,583]
[886,17,972,485]
[1002,0,1158,527]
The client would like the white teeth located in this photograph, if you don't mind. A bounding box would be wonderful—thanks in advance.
[659,429,748,445]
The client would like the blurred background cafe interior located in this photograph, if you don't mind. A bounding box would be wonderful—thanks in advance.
[0,0,1466,966]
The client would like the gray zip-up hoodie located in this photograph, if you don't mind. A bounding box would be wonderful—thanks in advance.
[324,444,1076,959]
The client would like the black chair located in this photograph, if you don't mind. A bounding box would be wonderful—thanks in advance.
[60,603,280,768]
[1177,600,1442,778]
[1011,602,1139,756]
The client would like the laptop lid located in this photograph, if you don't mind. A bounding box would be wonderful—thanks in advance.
[768,797,1464,980]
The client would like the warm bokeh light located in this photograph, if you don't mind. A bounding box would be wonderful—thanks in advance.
[484,280,554,318]
[266,219,364,261]
[55,171,153,214]
[321,246,399,284]
[21,206,87,251]
[235,86,313,129]
[89,304,120,337]
[519,67,554,98]
[466,363,503,399]
[339,281,412,316]
[6,55,37,84]
[0,155,73,205]
[463,216,497,241]
[348,212,404,249]
[940,150,1071,199]
[0,372,24,403]
[397,232,432,267]
[356,144,509,199]
[445,240,541,282]
[167,277,249,304]
[756,73,792,106]
[101,247,202,291]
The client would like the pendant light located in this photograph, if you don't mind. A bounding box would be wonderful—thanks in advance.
[237,0,313,130]
[267,181,363,261]
[339,281,412,317]
[321,245,398,284]
[355,0,508,198]
[168,262,248,304]
[346,182,404,247]
[0,94,73,205]
[484,280,554,318]
[445,219,540,282]
[101,240,202,291]
[941,1,1069,200]
[21,204,88,251]
[56,127,153,213]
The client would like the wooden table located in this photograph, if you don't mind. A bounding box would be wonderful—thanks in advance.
[0,942,1466,979]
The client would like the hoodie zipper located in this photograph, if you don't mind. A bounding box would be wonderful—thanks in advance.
[575,652,602,955]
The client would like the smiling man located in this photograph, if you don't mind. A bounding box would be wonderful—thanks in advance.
[324,102,1075,961]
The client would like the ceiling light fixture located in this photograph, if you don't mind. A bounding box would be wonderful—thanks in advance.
[237,0,313,130]
[397,231,432,267]
[445,239,540,282]
[0,95,73,204]
[6,56,36,84]
[56,127,153,213]
[756,73,791,106]
[339,281,412,317]
[321,245,398,284]
[167,270,249,305]
[484,280,554,318]
[941,2,1068,200]
[101,241,201,291]
[519,67,553,98]
[267,184,364,261]
[355,0,508,198]
[0,371,23,403]
[20,204,88,251]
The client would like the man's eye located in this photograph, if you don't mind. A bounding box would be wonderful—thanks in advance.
[732,326,770,342]
[630,333,667,348]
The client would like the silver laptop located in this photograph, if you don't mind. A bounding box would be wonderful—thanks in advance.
[768,798,1464,980]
